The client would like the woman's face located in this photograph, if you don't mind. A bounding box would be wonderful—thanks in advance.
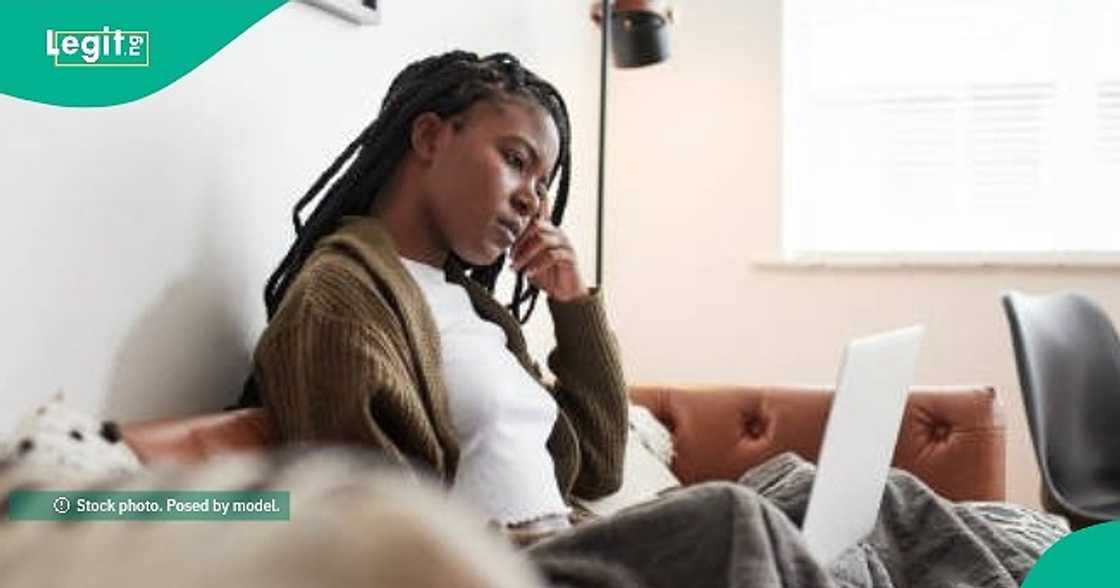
[418,96,560,266]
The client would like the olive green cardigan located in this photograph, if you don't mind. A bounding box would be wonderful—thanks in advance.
[252,216,628,500]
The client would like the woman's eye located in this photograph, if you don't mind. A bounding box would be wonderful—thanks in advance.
[504,151,526,171]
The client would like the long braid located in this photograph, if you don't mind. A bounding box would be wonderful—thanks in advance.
[261,51,573,327]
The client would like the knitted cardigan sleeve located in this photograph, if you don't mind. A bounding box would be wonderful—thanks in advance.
[546,289,629,499]
[251,262,451,477]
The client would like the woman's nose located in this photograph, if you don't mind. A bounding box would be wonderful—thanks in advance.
[511,187,538,219]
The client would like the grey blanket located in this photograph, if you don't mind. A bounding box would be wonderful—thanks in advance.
[531,452,1068,588]
[0,449,1066,587]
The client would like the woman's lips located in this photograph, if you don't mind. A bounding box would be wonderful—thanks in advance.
[497,223,517,246]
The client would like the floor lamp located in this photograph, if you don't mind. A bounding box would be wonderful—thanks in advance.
[590,0,673,286]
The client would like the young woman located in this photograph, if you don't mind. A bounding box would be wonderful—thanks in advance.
[241,50,628,533]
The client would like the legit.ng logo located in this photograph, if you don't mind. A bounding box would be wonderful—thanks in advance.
[45,26,150,67]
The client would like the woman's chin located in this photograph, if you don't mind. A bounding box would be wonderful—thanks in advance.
[456,245,505,267]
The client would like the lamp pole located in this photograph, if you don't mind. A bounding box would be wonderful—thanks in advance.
[592,0,670,286]
[595,0,611,287]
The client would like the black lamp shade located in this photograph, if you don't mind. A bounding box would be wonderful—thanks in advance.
[611,9,671,68]
[591,0,672,285]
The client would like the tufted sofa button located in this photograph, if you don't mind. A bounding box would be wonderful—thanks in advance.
[931,422,952,441]
[744,417,765,439]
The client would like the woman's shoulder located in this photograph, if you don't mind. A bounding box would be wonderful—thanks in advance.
[302,245,374,283]
[274,249,394,326]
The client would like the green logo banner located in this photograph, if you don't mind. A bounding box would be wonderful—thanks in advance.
[1,1,286,107]
[8,491,290,521]
[1023,521,1120,586]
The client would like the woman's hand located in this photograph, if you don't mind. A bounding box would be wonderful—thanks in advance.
[509,200,589,302]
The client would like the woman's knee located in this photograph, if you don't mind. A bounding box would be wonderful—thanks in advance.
[679,480,766,515]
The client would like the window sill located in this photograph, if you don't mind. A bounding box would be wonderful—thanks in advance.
[752,253,1120,271]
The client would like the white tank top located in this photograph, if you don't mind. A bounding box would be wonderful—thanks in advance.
[400,258,570,526]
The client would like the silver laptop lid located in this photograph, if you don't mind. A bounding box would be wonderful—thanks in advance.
[800,325,925,565]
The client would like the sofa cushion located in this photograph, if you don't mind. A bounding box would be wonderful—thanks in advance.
[574,404,681,517]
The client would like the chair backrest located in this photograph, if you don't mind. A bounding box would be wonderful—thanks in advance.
[1002,291,1120,504]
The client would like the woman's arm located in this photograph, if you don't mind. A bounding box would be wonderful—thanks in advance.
[511,202,628,499]
[252,262,453,478]
[254,301,401,449]
[546,290,629,499]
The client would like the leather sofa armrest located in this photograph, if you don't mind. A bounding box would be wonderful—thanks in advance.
[122,408,277,465]
[628,384,1006,502]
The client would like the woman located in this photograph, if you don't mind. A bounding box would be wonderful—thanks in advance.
[242,50,628,533]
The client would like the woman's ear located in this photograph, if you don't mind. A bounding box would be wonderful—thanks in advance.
[409,112,447,163]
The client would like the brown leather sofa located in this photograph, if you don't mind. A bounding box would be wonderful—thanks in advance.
[122,384,1006,502]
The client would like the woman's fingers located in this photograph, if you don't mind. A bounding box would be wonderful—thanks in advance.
[521,245,577,279]
[507,206,588,301]
[509,224,540,267]
[538,196,552,223]
[510,196,554,262]
[511,221,568,271]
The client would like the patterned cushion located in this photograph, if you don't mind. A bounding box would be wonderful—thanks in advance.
[0,393,140,479]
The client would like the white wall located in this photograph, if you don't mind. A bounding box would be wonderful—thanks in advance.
[602,0,1120,508]
[0,1,600,429]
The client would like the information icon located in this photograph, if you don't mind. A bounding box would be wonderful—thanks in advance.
[52,496,71,515]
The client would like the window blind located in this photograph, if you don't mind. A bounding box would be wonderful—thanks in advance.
[783,0,1120,256]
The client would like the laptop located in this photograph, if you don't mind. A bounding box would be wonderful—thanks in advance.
[799,325,925,565]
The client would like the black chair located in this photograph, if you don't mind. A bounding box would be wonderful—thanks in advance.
[1002,291,1120,529]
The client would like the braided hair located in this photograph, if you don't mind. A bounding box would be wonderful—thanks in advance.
[264,50,572,325]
